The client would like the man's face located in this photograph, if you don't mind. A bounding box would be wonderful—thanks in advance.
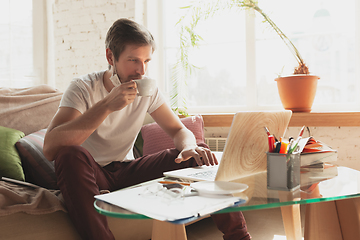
[114,44,153,83]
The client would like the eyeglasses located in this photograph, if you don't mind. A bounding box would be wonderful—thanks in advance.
[139,183,188,204]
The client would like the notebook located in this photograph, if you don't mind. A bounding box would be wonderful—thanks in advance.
[163,110,292,182]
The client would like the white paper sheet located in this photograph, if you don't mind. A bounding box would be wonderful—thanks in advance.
[95,182,242,221]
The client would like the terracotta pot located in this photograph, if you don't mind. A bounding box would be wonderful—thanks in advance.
[275,75,320,112]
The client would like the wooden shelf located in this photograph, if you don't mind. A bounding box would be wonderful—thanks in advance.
[202,112,360,127]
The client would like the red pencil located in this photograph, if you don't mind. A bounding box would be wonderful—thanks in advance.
[298,125,305,137]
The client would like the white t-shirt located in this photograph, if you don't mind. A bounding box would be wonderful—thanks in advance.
[59,70,165,166]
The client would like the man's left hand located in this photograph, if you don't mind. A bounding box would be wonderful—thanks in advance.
[175,147,218,166]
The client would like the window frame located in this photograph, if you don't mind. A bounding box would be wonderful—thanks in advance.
[0,0,48,88]
[32,0,48,86]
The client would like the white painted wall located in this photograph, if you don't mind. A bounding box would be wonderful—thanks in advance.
[51,0,138,91]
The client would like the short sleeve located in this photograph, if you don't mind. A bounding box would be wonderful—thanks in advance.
[59,79,89,114]
[147,88,165,114]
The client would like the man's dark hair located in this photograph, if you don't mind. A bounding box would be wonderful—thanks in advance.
[105,18,155,62]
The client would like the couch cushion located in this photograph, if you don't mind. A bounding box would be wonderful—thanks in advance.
[141,115,205,156]
[0,211,81,240]
[15,129,58,189]
[0,126,25,181]
[0,85,62,135]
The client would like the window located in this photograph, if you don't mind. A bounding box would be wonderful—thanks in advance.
[146,0,360,113]
[0,0,47,88]
[254,0,360,112]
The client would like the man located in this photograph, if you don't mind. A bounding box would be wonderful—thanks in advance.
[44,18,250,240]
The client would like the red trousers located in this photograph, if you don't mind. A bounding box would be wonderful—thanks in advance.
[54,145,251,240]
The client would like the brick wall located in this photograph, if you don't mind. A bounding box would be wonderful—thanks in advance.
[52,0,138,91]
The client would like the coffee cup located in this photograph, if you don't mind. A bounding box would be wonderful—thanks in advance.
[133,77,156,97]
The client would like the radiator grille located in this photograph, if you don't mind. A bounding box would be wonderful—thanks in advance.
[205,138,227,152]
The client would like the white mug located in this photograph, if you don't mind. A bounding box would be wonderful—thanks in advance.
[133,77,156,97]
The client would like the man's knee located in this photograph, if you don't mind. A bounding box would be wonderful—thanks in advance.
[54,145,92,169]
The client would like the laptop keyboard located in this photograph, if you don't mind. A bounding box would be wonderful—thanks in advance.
[188,169,217,181]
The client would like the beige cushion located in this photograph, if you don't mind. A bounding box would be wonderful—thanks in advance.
[0,211,153,240]
[0,180,153,239]
[0,211,81,240]
[0,85,62,135]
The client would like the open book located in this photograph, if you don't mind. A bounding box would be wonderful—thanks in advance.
[297,137,337,167]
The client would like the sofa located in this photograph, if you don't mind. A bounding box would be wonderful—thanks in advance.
[0,85,206,240]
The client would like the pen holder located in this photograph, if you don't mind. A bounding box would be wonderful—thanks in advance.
[267,152,300,191]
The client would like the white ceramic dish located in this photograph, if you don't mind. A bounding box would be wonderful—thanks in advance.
[190,181,248,195]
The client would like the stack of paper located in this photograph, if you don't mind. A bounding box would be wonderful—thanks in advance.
[95,182,243,222]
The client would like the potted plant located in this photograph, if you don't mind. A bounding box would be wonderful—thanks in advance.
[240,0,320,112]
[175,0,319,112]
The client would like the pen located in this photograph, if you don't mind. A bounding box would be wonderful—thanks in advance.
[264,127,275,152]
[279,140,289,154]
[287,126,305,155]
[287,138,294,153]
[298,125,305,137]
[159,181,191,186]
[274,141,281,153]
[288,136,301,154]
[268,135,275,152]
[264,127,271,136]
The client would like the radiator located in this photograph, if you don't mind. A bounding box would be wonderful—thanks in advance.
[205,138,227,152]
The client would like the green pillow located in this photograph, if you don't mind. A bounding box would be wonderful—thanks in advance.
[0,126,25,181]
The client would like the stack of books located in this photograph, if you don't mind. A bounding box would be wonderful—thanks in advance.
[297,137,338,169]
[297,137,338,185]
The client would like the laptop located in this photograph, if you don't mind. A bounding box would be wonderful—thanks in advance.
[163,110,292,182]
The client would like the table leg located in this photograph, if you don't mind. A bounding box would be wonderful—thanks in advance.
[335,198,360,240]
[151,220,187,240]
[280,204,302,240]
[304,201,342,240]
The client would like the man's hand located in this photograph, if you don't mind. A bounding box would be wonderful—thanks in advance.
[175,146,219,166]
[105,81,137,111]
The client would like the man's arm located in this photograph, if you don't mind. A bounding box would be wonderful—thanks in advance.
[150,103,218,166]
[43,81,137,161]
[43,103,110,161]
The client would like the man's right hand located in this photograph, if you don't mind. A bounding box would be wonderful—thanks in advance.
[105,81,138,112]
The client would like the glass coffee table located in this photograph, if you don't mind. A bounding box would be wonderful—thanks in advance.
[95,166,360,240]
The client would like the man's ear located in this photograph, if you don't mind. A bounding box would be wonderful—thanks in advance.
[106,48,114,66]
